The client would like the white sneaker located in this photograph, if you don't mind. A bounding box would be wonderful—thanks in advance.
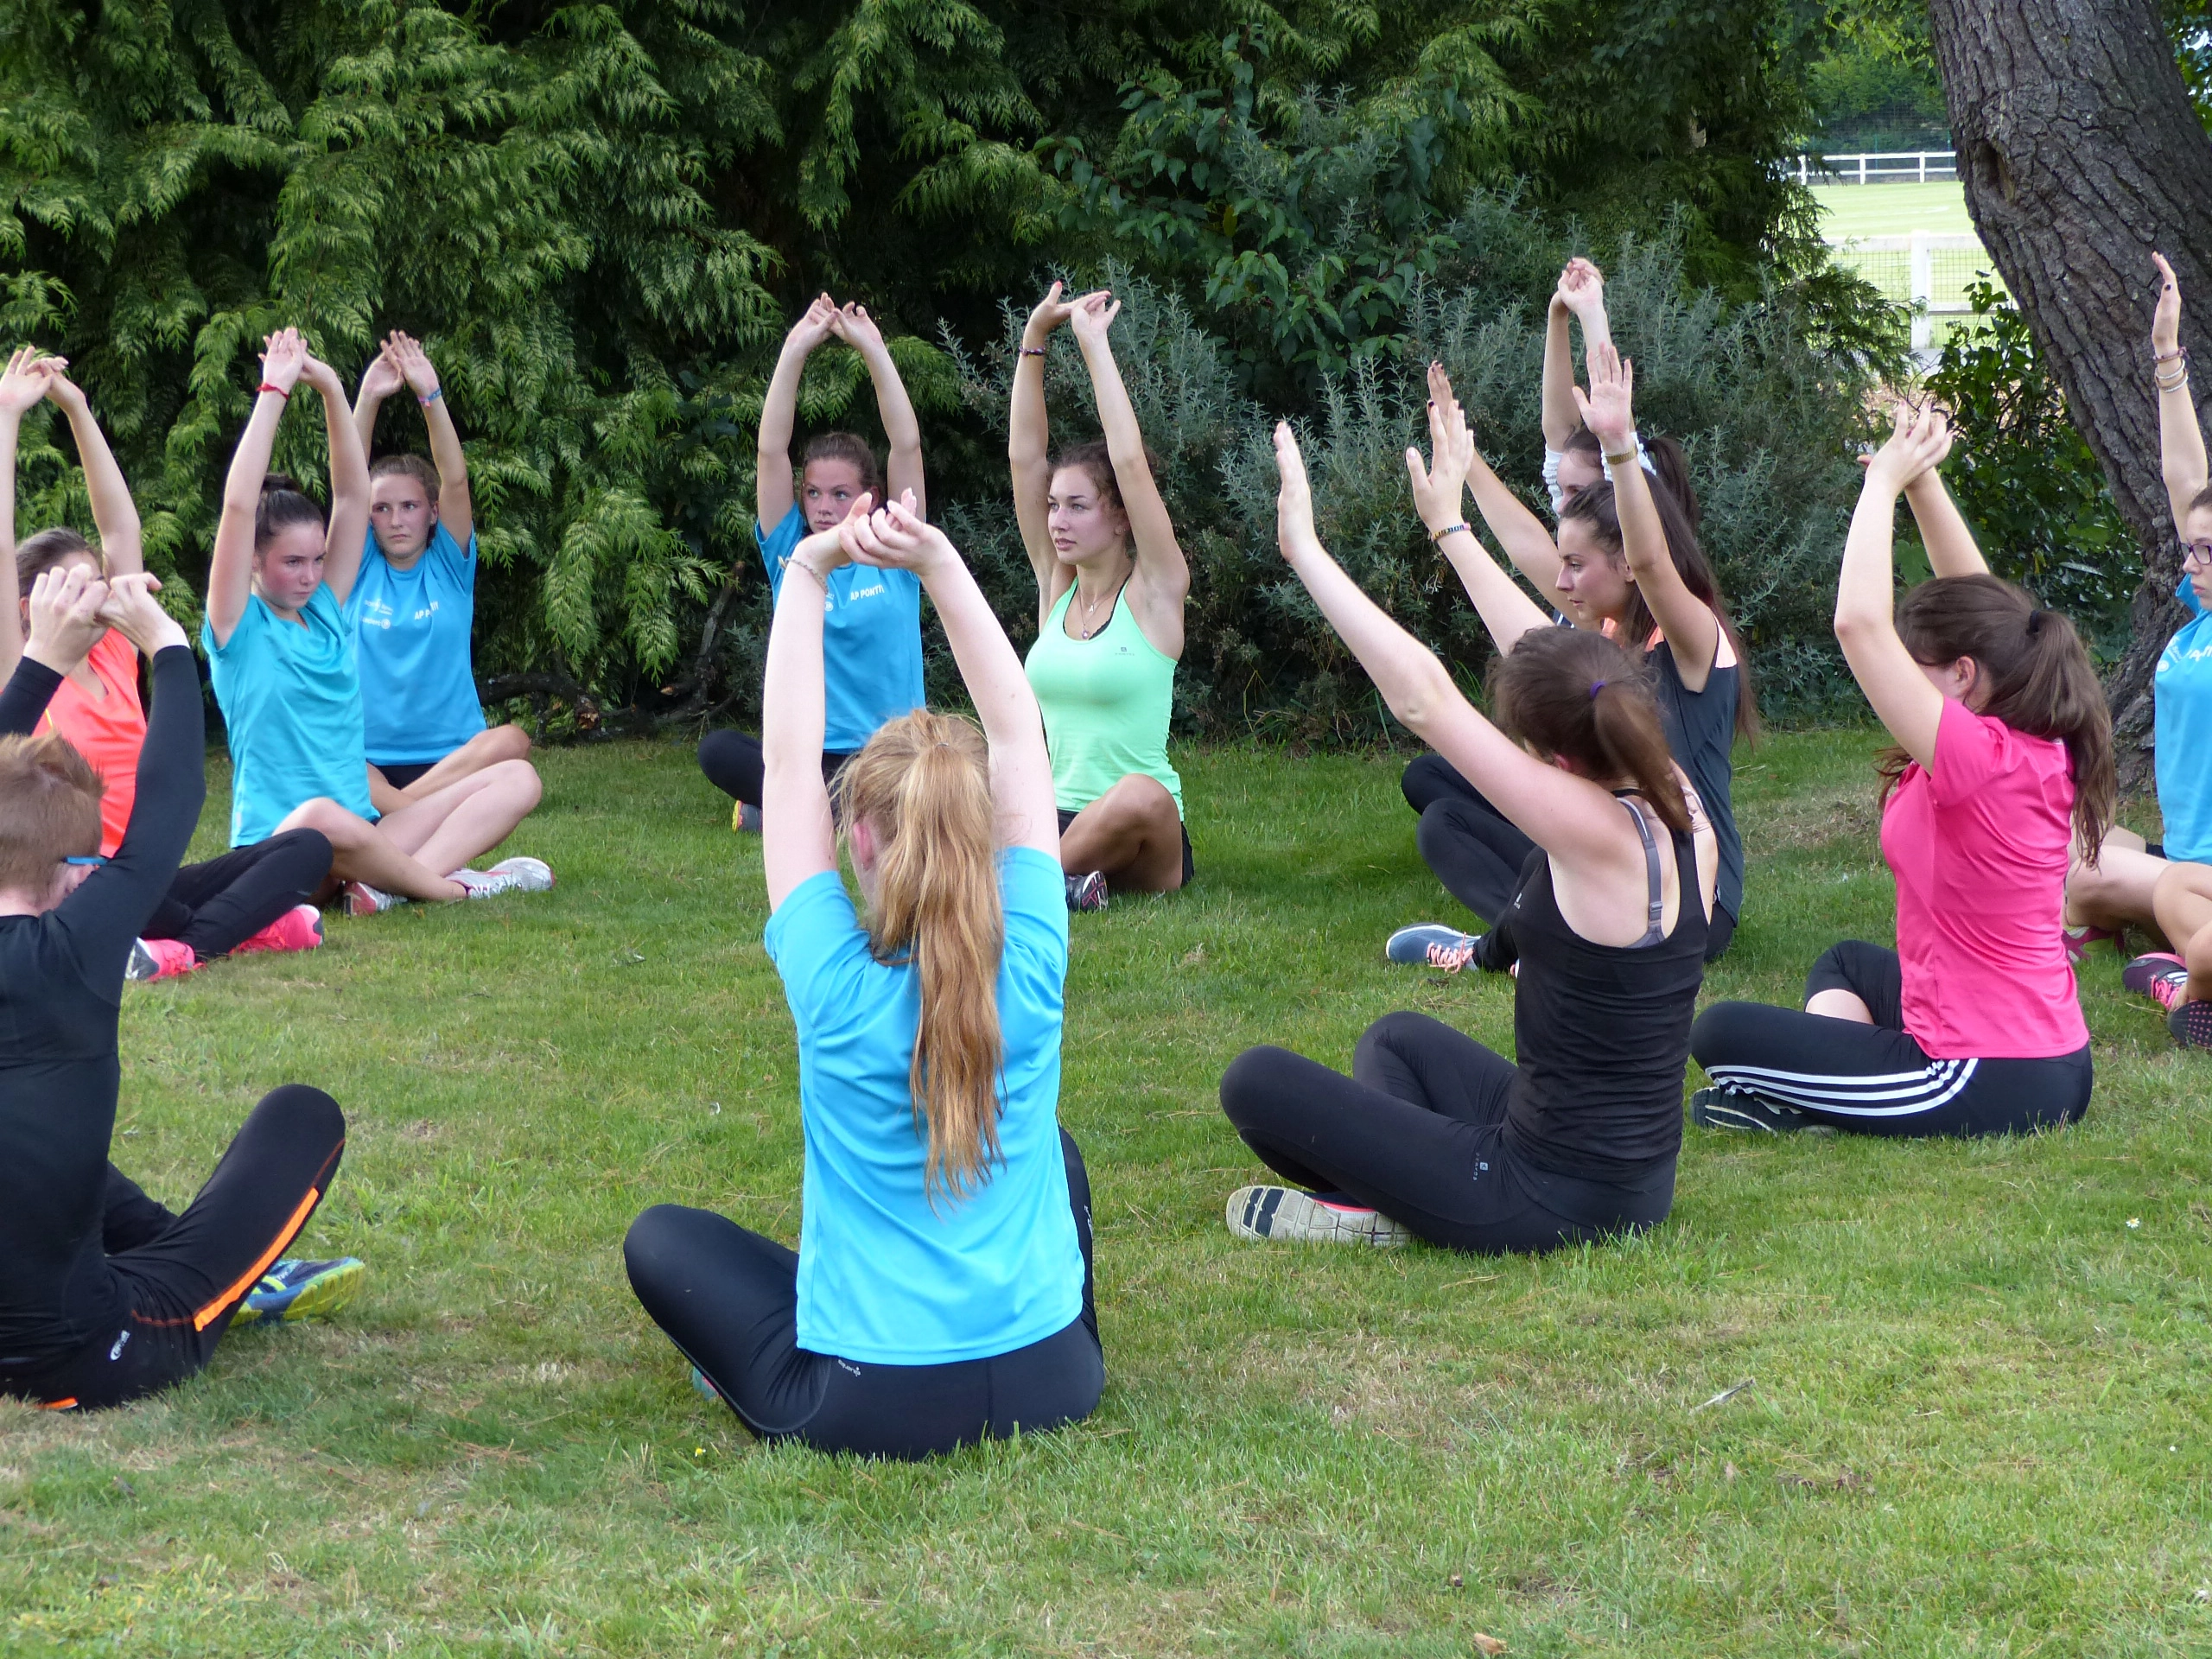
[343,880,404,917]
[450,856,555,899]
[1225,1186,1414,1247]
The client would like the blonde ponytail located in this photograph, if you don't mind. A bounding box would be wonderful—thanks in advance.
[834,710,1007,1202]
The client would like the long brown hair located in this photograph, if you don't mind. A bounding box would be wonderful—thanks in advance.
[1878,574,2115,859]
[1560,429,1702,533]
[1560,478,1760,742]
[1491,626,1692,836]
[15,526,98,589]
[833,709,1007,1202]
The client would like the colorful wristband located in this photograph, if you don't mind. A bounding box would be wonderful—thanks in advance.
[418,386,444,405]
[257,382,290,400]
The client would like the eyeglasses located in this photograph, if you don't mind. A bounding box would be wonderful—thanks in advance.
[62,855,106,868]
[2184,541,2212,568]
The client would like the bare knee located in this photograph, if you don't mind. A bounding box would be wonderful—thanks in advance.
[486,723,533,764]
[276,798,359,842]
[490,758,544,812]
[1096,773,1177,829]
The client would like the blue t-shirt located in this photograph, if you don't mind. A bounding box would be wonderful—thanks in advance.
[759,505,925,753]
[2155,575,2212,861]
[202,586,376,847]
[353,524,488,766]
[762,846,1083,1364]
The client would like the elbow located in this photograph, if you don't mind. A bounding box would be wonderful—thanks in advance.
[1833,609,1883,648]
[1388,661,1456,734]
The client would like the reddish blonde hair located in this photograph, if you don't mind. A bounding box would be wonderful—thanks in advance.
[0,734,104,895]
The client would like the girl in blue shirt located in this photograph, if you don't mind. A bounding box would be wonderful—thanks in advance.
[626,493,1100,1460]
[2082,256,2212,1049]
[203,329,551,915]
[696,296,928,827]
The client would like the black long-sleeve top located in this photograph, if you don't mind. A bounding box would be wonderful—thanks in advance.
[0,645,204,1370]
[0,653,63,736]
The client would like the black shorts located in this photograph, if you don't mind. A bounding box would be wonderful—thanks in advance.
[1057,807,1194,887]
[371,760,438,791]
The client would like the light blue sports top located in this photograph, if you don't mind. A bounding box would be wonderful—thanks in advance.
[353,523,488,766]
[759,505,925,753]
[202,586,375,846]
[2155,575,2212,862]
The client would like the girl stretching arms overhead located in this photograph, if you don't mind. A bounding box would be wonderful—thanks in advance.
[1688,405,2110,1136]
[1217,423,1715,1255]
[625,493,1100,1459]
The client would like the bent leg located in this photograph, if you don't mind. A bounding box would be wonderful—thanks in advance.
[370,726,535,810]
[1351,1010,1517,1126]
[375,760,543,878]
[1417,797,1535,925]
[1402,753,1485,816]
[276,799,467,902]
[1058,775,1185,893]
[2067,830,2166,937]
[622,1206,830,1440]
[2152,860,2212,1005]
[1802,939,1904,1027]
[697,729,764,806]
[153,831,334,960]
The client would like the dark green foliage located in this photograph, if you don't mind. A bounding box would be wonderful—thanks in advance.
[1808,48,1949,153]
[1922,279,2139,657]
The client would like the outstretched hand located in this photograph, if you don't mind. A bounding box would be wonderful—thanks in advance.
[96,571,188,657]
[385,331,441,398]
[830,302,887,357]
[1555,257,1606,324]
[358,344,405,403]
[0,346,58,418]
[25,563,110,670]
[1024,281,1080,341]
[1405,361,1475,531]
[1274,422,1318,555]
[2154,251,2183,358]
[787,295,840,356]
[1068,289,1121,348]
[1571,340,1636,452]
[1862,400,1954,498]
[259,328,308,396]
[841,490,954,575]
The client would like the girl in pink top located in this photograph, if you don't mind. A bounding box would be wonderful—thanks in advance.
[1688,404,2113,1137]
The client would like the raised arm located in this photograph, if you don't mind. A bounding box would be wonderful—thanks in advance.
[1542,259,1609,451]
[1010,282,1079,607]
[761,495,869,908]
[833,304,926,523]
[1898,417,1988,578]
[843,496,1058,856]
[758,296,839,535]
[43,367,141,581]
[307,353,371,605]
[1834,404,1955,770]
[1069,292,1188,643]
[2153,252,2207,532]
[1468,446,1565,594]
[351,341,404,469]
[0,347,60,680]
[1280,421,1643,866]
[1406,369,1550,651]
[385,332,472,547]
[1574,341,1721,684]
[19,562,110,685]
[207,330,307,646]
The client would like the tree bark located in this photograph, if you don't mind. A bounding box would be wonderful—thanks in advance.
[1924,0,2212,792]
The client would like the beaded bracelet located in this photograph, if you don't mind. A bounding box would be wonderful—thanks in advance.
[418,386,444,406]
[1019,346,1047,359]
[1428,520,1471,543]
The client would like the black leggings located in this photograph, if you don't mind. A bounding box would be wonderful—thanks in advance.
[624,1130,1103,1459]
[1689,940,2094,1137]
[1218,1012,1675,1255]
[0,1085,346,1411]
[144,830,332,960]
[696,730,855,808]
[1402,753,1735,961]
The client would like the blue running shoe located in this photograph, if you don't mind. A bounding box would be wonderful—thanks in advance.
[690,1365,726,1406]
[242,1256,366,1325]
[1385,922,1481,969]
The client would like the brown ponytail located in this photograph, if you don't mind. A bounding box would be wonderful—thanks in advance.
[833,709,1007,1203]
[1491,626,1692,836]
[1879,574,2115,859]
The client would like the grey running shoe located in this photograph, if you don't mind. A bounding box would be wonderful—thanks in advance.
[1385,922,1481,969]
[452,856,556,899]
[1065,870,1109,912]
[1689,1085,1817,1135]
[342,880,403,917]
[732,801,761,833]
[1225,1185,1413,1246]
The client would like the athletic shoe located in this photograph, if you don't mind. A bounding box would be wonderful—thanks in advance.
[1224,1185,1413,1247]
[1385,922,1482,970]
[241,1256,366,1325]
[450,856,556,899]
[732,801,762,833]
[1065,871,1109,912]
[124,938,200,982]
[231,904,323,957]
[1688,1085,1815,1135]
[690,1364,725,1406]
[2123,951,2190,1011]
[2171,1000,2212,1050]
[2063,923,2121,968]
[343,880,403,917]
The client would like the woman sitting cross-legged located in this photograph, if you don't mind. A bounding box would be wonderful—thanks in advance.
[1216,423,1716,1255]
[624,493,1101,1459]
[0,569,362,1414]
[203,328,550,915]
[1688,404,2108,1136]
[1011,283,1192,911]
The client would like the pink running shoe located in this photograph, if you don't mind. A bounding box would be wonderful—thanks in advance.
[343,880,403,917]
[2063,923,2121,968]
[125,938,200,982]
[2123,951,2190,1011]
[232,904,323,957]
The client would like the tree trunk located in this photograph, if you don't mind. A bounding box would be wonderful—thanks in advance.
[1924,0,2212,793]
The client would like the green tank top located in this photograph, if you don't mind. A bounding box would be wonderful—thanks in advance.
[1022,582,1183,818]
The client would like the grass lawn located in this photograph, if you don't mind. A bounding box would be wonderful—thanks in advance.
[6,733,2212,1656]
[1811,181,1977,243]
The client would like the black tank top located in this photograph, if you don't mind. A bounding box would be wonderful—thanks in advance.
[1498,797,1709,1182]
[1648,641,1741,921]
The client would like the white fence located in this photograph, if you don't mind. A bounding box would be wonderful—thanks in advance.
[1796,150,1958,185]
[1827,232,1989,353]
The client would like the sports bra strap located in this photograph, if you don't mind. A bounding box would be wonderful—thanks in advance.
[1611,790,1666,948]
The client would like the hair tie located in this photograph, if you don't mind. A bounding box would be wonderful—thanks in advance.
[2027,609,2047,636]
[1589,680,1607,698]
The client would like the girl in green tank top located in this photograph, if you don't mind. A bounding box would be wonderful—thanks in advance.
[1009,284,1192,908]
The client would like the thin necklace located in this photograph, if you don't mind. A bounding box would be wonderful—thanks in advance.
[1076,567,1132,640]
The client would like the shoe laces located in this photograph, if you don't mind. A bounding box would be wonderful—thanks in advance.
[2152,970,2189,1012]
[1425,939,1475,972]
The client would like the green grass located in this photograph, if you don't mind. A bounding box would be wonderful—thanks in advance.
[1812,181,1977,243]
[7,735,2212,1656]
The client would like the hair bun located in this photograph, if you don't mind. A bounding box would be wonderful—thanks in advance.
[262,472,299,495]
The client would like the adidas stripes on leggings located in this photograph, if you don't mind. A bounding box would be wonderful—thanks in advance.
[1689,940,2092,1137]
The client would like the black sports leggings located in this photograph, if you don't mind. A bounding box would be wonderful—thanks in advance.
[144,830,332,960]
[696,730,855,809]
[0,1085,347,1411]
[1689,940,2094,1137]
[1402,753,1735,961]
[1218,1012,1675,1255]
[624,1130,1103,1459]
